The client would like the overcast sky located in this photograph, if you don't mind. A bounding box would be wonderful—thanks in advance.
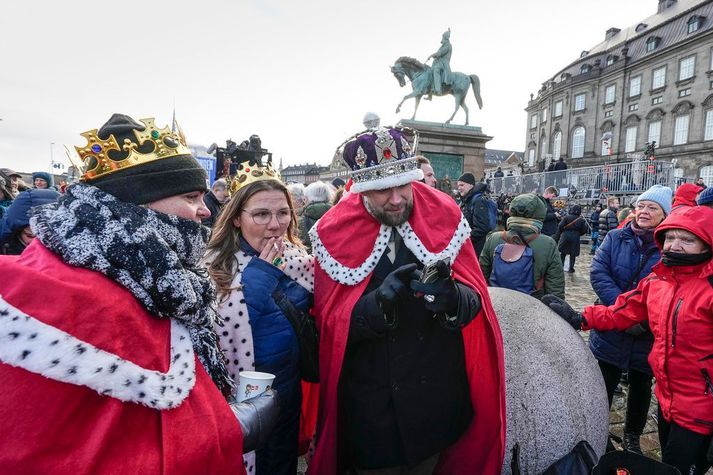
[1,0,656,174]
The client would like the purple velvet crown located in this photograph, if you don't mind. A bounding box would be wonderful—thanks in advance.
[341,127,412,172]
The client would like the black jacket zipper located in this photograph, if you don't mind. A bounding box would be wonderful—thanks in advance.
[671,298,683,348]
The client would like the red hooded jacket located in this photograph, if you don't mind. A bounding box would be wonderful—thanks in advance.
[583,206,713,435]
[672,183,702,211]
[307,182,506,474]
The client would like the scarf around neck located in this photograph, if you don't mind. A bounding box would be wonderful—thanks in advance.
[30,183,234,398]
[506,216,543,235]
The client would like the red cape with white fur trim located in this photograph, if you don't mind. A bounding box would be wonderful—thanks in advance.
[307,182,506,474]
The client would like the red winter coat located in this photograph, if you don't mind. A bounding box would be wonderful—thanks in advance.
[0,242,245,474]
[583,206,713,435]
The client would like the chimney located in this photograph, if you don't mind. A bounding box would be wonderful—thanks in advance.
[658,0,677,13]
[605,27,621,40]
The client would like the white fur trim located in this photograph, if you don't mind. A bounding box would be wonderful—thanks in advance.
[310,223,393,286]
[0,295,196,410]
[396,215,471,266]
[349,168,424,193]
[310,215,472,286]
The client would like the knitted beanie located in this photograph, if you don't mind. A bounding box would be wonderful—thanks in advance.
[458,172,476,185]
[697,185,713,206]
[636,184,673,216]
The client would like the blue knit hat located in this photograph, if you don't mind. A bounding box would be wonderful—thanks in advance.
[636,184,672,216]
[697,186,713,206]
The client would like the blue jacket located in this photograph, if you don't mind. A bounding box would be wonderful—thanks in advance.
[240,242,311,473]
[0,189,60,243]
[589,223,659,374]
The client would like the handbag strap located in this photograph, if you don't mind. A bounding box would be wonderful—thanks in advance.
[272,288,303,334]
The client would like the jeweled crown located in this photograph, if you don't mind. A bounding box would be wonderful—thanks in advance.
[75,118,192,181]
[227,154,282,195]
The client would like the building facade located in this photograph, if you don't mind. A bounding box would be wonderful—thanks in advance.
[525,0,713,185]
[280,163,330,185]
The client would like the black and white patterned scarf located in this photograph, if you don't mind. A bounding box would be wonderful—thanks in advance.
[30,183,235,398]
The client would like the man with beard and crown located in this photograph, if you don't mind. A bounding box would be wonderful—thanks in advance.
[307,125,506,474]
[0,113,278,474]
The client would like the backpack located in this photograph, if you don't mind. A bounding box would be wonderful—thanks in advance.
[484,197,498,231]
[489,231,539,295]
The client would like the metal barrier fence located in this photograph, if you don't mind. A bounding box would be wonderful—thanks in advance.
[489,160,681,198]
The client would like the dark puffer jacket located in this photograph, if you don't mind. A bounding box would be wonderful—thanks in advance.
[597,207,619,244]
[589,221,660,374]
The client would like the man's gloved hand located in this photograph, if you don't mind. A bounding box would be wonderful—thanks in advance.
[541,294,585,331]
[376,263,421,311]
[229,389,280,454]
[410,260,459,315]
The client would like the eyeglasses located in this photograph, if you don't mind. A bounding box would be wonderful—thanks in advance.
[242,208,293,225]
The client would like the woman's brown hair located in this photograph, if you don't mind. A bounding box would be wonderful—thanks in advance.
[206,179,301,302]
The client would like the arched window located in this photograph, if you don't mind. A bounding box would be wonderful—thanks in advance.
[552,131,562,159]
[572,127,585,158]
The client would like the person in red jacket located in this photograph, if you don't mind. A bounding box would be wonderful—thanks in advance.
[0,113,277,474]
[543,205,713,475]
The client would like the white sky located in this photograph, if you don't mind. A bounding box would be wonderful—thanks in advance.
[1,0,656,174]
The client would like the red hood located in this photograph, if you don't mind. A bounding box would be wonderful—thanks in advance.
[654,206,713,276]
[672,183,702,208]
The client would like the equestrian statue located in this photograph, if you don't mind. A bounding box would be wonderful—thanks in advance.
[391,29,483,125]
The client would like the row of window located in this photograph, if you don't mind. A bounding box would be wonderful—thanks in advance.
[530,48,713,130]
[531,109,713,161]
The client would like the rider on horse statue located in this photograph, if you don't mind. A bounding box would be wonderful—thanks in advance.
[427,28,452,98]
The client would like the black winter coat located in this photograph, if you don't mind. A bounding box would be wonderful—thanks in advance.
[557,214,587,256]
[341,243,479,469]
[541,197,559,237]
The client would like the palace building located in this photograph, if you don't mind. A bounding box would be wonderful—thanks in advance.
[524,0,713,185]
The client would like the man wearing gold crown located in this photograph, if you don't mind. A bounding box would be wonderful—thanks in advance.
[307,126,506,474]
[0,113,277,474]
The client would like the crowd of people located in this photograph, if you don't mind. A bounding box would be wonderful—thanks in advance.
[1,112,712,475]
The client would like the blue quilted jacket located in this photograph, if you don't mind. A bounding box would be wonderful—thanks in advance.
[239,239,311,471]
[589,223,659,374]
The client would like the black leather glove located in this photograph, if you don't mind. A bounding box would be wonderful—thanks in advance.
[376,263,421,312]
[410,260,459,315]
[541,294,585,331]
[230,389,280,453]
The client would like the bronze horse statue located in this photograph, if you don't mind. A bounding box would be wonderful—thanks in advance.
[391,56,483,125]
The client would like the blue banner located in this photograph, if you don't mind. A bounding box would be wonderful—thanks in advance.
[195,156,217,186]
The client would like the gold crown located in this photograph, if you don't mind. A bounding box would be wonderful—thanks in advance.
[74,118,192,181]
[227,157,282,196]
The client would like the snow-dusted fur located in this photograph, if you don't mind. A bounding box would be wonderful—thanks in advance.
[0,295,196,410]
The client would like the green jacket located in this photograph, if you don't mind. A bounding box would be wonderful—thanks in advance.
[478,193,565,300]
[300,201,331,251]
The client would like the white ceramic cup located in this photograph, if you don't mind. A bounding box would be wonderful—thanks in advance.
[237,371,276,402]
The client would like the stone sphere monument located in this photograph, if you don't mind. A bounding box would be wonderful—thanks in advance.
[489,288,609,474]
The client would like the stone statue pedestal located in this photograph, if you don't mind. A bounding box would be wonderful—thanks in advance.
[398,119,492,182]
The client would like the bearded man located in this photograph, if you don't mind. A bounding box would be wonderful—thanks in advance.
[307,126,505,474]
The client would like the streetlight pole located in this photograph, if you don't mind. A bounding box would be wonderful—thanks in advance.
[49,142,55,172]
